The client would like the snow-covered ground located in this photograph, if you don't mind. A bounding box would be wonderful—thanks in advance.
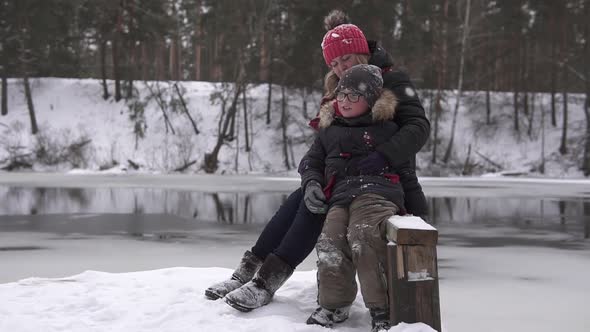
[0,267,437,332]
[1,222,589,332]
[0,78,587,177]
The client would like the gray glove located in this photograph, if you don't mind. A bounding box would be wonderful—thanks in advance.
[304,180,328,214]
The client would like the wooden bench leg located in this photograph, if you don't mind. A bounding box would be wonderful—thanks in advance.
[387,240,441,331]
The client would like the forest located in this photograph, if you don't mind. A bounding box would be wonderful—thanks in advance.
[1,0,589,175]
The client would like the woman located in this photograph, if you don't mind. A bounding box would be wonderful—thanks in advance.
[205,10,430,313]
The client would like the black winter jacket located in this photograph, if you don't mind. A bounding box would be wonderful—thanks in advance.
[368,41,430,217]
[299,90,405,210]
[368,40,430,170]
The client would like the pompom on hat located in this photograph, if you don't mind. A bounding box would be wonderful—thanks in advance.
[321,10,369,66]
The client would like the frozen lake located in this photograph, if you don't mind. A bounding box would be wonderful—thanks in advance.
[1,173,589,332]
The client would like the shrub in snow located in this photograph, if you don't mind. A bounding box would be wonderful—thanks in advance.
[34,125,93,168]
[127,95,148,150]
[0,121,34,170]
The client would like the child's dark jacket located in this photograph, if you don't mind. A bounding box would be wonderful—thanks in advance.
[299,90,405,209]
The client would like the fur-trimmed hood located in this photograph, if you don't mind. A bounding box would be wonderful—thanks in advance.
[318,89,397,128]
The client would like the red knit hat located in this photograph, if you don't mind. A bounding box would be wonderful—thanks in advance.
[321,23,370,66]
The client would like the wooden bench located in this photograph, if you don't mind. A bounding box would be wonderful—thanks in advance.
[386,215,441,331]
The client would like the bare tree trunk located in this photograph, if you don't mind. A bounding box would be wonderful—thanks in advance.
[194,0,202,81]
[2,21,9,116]
[585,202,590,239]
[559,62,568,155]
[256,0,272,82]
[169,40,176,81]
[112,36,122,101]
[23,76,38,135]
[432,0,449,165]
[126,41,135,99]
[528,92,536,138]
[485,20,492,125]
[204,60,246,173]
[259,30,269,82]
[522,39,529,117]
[174,83,200,135]
[1,73,7,116]
[266,45,273,125]
[145,83,175,134]
[513,37,520,133]
[559,7,568,155]
[513,89,519,132]
[156,39,165,81]
[301,87,309,119]
[399,0,410,65]
[228,99,236,140]
[177,35,183,81]
[210,34,224,81]
[204,84,242,173]
[243,195,250,224]
[126,0,135,99]
[234,100,240,172]
[17,11,38,134]
[485,89,491,124]
[443,0,470,164]
[540,99,545,174]
[113,1,123,101]
[432,101,440,165]
[100,39,109,100]
[280,85,290,169]
[211,194,227,223]
[583,2,590,176]
[242,88,250,152]
[550,64,557,127]
[493,39,500,90]
[550,13,557,127]
[266,81,272,125]
[141,42,148,80]
[527,39,536,138]
[170,3,180,82]
[583,98,589,175]
[427,87,434,123]
[461,144,472,175]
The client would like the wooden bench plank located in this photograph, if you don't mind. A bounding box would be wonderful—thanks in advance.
[387,215,438,246]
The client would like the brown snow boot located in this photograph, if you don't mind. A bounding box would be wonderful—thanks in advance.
[370,307,391,332]
[224,253,294,312]
[204,250,263,300]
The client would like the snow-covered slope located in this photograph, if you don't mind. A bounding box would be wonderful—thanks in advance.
[421,91,587,177]
[1,78,586,177]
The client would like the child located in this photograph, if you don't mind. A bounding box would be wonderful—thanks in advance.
[298,64,403,332]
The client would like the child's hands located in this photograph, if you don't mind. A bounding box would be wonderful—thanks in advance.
[304,181,328,214]
[358,151,388,175]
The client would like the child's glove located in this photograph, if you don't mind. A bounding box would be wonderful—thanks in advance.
[304,181,328,214]
[358,151,388,175]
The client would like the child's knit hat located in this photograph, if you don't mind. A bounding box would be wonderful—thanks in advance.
[336,64,383,107]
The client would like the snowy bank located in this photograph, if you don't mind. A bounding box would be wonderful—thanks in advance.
[0,268,436,332]
[0,78,587,177]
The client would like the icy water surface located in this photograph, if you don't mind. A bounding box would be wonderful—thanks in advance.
[0,180,588,280]
[1,175,589,332]
[1,185,588,238]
